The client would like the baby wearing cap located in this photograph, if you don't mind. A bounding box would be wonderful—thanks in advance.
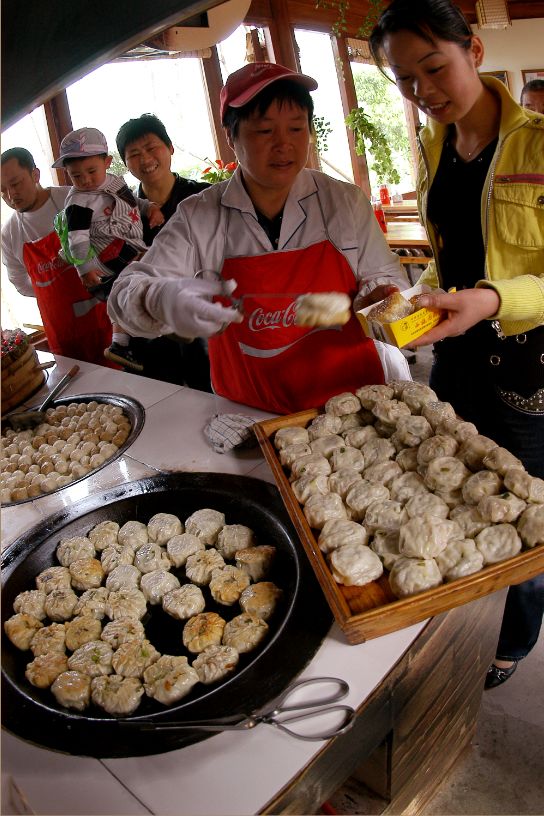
[53,127,164,371]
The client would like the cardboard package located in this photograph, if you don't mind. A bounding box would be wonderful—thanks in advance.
[357,284,443,349]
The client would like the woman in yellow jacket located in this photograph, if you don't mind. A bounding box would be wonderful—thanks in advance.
[370,0,543,689]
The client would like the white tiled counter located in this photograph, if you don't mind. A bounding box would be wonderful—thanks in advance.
[2,354,463,816]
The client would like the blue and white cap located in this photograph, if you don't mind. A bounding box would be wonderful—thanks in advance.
[52,127,108,168]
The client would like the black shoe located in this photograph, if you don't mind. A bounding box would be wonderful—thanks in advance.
[485,660,518,690]
[104,342,144,372]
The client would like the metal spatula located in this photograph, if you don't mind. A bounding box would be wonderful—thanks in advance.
[3,364,80,431]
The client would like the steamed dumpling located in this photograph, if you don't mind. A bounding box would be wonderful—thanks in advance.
[140,570,180,605]
[166,533,205,567]
[147,512,183,544]
[91,675,144,716]
[216,524,255,559]
[389,557,443,598]
[185,508,225,545]
[329,543,383,586]
[162,584,206,620]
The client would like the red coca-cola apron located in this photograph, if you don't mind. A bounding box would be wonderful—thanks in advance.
[208,238,384,414]
[22,231,113,365]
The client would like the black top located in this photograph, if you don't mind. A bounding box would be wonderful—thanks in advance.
[138,173,210,246]
[255,208,283,249]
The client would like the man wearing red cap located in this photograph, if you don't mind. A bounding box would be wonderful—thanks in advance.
[109,63,409,414]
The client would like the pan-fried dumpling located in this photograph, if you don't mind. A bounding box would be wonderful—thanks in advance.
[216,524,255,559]
[185,508,225,546]
[328,468,362,500]
[73,587,109,620]
[35,566,71,594]
[192,644,239,685]
[424,456,471,492]
[339,411,371,432]
[355,384,394,409]
[295,292,351,327]
[44,588,78,622]
[291,472,330,503]
[274,426,310,449]
[111,638,161,678]
[118,520,148,548]
[101,617,145,648]
[399,516,462,558]
[105,564,141,592]
[405,491,449,520]
[140,570,180,605]
[325,392,361,417]
[389,472,428,504]
[56,536,95,567]
[372,399,411,426]
[457,435,498,471]
[482,446,524,475]
[503,469,544,503]
[345,480,390,521]
[185,548,225,586]
[364,461,403,488]
[51,670,91,711]
[162,584,206,620]
[361,438,395,468]
[435,538,484,581]
[394,415,433,448]
[25,653,68,688]
[88,520,119,551]
[143,655,199,704]
[65,616,102,651]
[436,417,478,443]
[330,446,365,473]
[209,566,251,606]
[434,487,464,510]
[374,420,396,439]
[477,492,526,524]
[303,492,347,529]
[516,504,544,548]
[329,543,383,586]
[462,470,503,505]
[234,545,276,582]
[417,435,459,467]
[475,523,522,564]
[222,612,269,653]
[290,453,332,480]
[421,400,457,430]
[91,675,144,716]
[4,613,43,650]
[449,505,489,538]
[147,512,183,544]
[370,530,401,570]
[342,425,378,449]
[13,590,47,620]
[318,519,369,554]
[100,545,135,574]
[310,434,345,459]
[69,557,104,590]
[364,499,407,534]
[105,588,147,620]
[134,543,171,574]
[166,533,205,567]
[396,447,419,472]
[307,414,342,440]
[183,612,226,653]
[279,442,312,468]
[389,557,443,598]
[239,582,283,621]
[30,622,66,656]
[67,640,113,677]
[400,382,437,413]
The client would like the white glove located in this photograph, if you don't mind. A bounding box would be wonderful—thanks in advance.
[145,277,243,339]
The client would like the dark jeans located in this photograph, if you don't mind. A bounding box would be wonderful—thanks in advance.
[430,345,544,661]
[129,336,212,392]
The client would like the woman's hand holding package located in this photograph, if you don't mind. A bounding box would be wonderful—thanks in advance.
[408,287,500,347]
[145,277,244,339]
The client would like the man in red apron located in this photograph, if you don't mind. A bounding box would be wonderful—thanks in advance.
[1,147,112,364]
[108,64,409,414]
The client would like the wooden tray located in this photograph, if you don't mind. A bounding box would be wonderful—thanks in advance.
[254,410,544,644]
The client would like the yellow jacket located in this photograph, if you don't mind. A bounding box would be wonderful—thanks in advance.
[417,75,544,336]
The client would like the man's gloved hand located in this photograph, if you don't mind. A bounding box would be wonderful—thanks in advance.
[145,277,243,338]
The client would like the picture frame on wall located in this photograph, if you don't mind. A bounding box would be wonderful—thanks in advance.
[522,69,544,84]
[480,70,509,88]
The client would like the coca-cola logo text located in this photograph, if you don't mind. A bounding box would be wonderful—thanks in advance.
[248,301,298,332]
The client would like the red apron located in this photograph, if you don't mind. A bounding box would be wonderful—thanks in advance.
[208,239,384,414]
[22,231,114,365]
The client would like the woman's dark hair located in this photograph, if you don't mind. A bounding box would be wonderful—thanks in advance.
[369,0,472,72]
[116,113,172,163]
[223,79,314,138]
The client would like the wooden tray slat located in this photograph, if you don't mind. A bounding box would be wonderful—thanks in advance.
[254,413,544,644]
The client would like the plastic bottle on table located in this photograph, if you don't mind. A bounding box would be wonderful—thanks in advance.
[379,184,391,205]
[373,197,388,233]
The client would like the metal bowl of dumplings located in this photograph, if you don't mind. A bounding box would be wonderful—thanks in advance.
[1,393,146,506]
[1,472,332,757]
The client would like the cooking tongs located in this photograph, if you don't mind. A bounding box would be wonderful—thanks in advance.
[119,676,355,742]
[194,269,300,311]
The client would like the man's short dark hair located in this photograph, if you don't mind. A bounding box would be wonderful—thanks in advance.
[116,114,173,162]
[222,80,314,139]
[521,78,544,100]
[1,147,36,171]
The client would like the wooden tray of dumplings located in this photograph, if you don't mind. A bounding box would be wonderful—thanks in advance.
[253,409,544,644]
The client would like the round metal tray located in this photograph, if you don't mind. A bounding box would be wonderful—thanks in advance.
[1,393,145,507]
[1,473,332,758]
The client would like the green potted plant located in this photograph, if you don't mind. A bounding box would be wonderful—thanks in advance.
[345,106,400,187]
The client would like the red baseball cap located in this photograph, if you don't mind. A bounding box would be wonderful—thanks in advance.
[220,62,318,123]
